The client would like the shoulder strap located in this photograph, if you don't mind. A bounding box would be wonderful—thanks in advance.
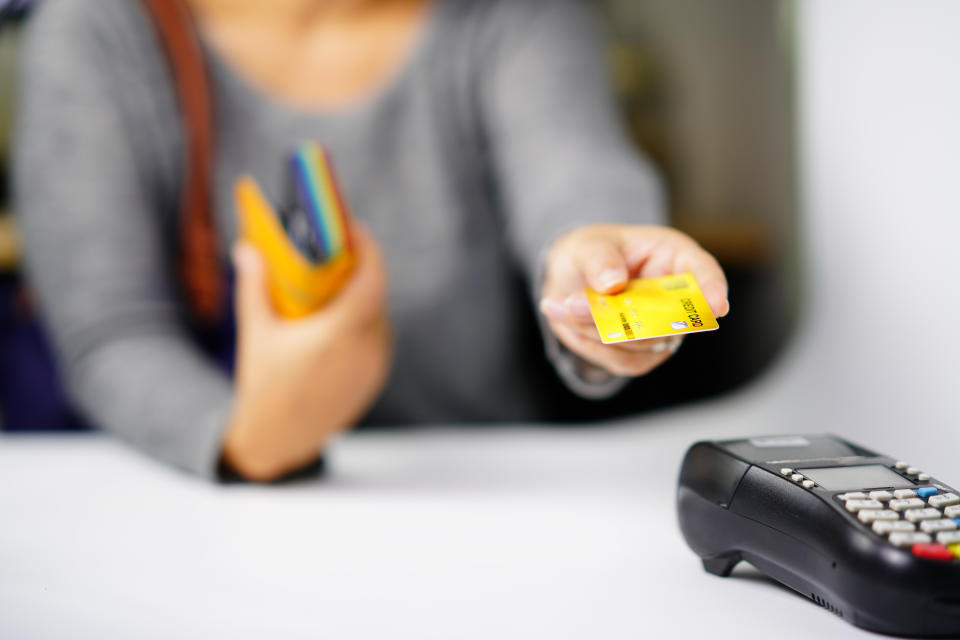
[140,0,221,323]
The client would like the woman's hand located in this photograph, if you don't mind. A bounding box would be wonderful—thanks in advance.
[540,225,729,378]
[222,226,393,482]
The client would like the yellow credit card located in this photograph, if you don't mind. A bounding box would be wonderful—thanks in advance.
[585,273,719,344]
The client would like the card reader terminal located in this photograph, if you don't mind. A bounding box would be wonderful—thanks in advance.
[677,435,960,637]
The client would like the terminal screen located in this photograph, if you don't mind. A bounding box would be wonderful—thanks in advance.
[798,465,909,491]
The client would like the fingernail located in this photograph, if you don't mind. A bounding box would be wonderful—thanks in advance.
[539,298,566,320]
[597,269,626,292]
[652,340,668,354]
[565,295,592,318]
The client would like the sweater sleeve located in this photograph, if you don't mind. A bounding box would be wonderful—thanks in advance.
[13,0,233,478]
[480,0,667,397]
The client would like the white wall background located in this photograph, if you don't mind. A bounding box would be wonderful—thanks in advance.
[709,0,960,473]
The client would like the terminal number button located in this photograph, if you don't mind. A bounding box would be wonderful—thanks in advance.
[905,508,943,523]
[858,510,899,524]
[929,493,960,508]
[944,505,960,519]
[845,499,884,513]
[873,521,915,535]
[893,489,918,500]
[890,498,925,512]
[936,531,960,546]
[911,543,955,562]
[889,532,932,547]
[919,519,958,534]
[839,492,868,501]
[869,490,894,502]
[779,468,794,476]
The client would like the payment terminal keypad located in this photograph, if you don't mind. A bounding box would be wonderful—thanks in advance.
[828,464,960,561]
[784,461,960,562]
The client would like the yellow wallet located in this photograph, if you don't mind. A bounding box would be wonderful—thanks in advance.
[234,143,356,319]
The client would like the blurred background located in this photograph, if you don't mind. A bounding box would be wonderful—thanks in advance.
[2,3,958,635]
[0,0,800,431]
[596,0,798,411]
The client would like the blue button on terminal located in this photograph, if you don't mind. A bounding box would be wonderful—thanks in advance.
[918,487,938,499]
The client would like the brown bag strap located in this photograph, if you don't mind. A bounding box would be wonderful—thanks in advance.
[140,0,221,323]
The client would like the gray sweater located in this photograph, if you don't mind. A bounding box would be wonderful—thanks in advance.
[13,0,665,477]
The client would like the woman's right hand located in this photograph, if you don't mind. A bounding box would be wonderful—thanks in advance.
[221,225,393,481]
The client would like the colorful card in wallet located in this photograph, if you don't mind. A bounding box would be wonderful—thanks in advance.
[235,142,356,319]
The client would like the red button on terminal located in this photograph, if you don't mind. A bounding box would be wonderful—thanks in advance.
[912,543,955,561]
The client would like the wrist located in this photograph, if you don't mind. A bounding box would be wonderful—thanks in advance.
[221,408,324,482]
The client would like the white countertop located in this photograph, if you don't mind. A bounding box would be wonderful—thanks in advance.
[0,407,884,640]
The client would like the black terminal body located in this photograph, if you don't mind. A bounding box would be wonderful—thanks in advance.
[677,434,960,637]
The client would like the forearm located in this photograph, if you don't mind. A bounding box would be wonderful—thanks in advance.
[65,331,235,478]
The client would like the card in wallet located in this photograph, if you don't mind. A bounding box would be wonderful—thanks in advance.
[234,143,356,319]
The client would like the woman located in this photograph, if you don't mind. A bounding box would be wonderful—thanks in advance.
[14,0,729,481]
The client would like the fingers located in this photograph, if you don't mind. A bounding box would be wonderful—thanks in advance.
[540,232,629,325]
[542,295,683,378]
[571,234,629,294]
[546,311,682,355]
[233,242,276,331]
[540,291,592,324]
[623,228,730,318]
[546,226,730,321]
[551,321,676,378]
[700,279,729,318]
[541,290,684,354]
[673,248,729,318]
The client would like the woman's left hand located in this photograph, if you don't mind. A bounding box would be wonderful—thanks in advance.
[540,224,730,378]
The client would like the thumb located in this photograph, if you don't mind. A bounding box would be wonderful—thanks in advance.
[232,242,276,331]
[573,234,629,294]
